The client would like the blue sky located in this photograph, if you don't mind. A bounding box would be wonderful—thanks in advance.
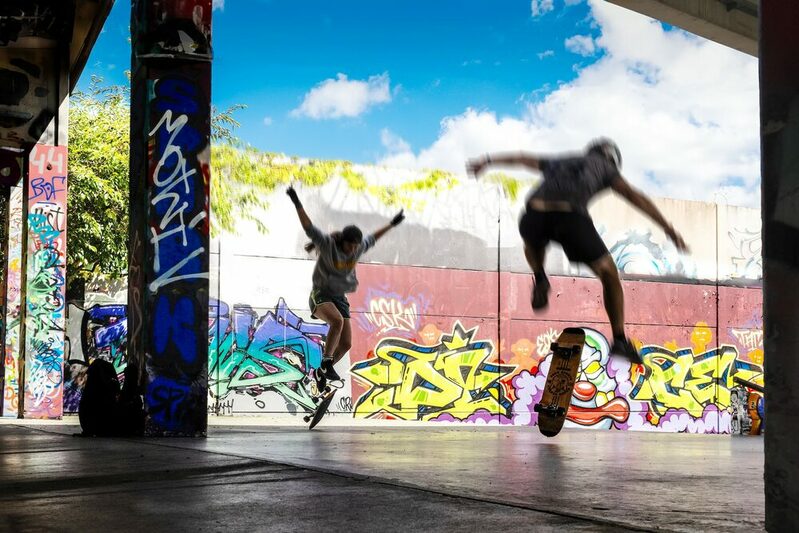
[79,0,760,207]
[80,0,598,161]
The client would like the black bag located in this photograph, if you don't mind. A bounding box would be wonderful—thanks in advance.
[78,359,119,437]
[114,363,145,437]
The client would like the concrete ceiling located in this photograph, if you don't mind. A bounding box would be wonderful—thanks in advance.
[607,0,758,57]
[0,0,113,151]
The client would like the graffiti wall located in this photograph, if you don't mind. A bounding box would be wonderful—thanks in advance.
[201,169,763,434]
[2,185,23,416]
[22,145,67,418]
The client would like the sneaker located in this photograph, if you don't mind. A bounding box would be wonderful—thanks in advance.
[611,336,643,365]
[531,275,550,310]
[313,367,327,391]
[321,358,342,382]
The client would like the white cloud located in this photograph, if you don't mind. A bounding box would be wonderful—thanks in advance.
[377,0,760,207]
[292,73,392,120]
[213,0,224,11]
[531,0,554,17]
[381,129,411,154]
[537,50,555,59]
[565,35,596,56]
[263,116,273,126]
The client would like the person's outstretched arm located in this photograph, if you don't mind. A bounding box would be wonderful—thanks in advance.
[610,176,689,251]
[287,186,333,254]
[287,186,312,231]
[466,152,542,177]
[372,209,405,242]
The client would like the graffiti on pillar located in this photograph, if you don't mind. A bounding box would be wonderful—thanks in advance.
[2,186,23,416]
[209,298,328,413]
[63,303,128,412]
[135,0,212,59]
[23,145,67,418]
[351,322,515,421]
[144,73,210,434]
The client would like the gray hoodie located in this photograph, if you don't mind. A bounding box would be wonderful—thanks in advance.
[306,224,376,295]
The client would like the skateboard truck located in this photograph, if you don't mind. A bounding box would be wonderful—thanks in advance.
[533,403,566,417]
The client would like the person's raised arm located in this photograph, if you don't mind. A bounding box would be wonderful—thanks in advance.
[372,209,405,242]
[287,186,312,232]
[466,152,542,177]
[610,176,689,252]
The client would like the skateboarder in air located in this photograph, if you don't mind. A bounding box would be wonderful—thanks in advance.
[287,186,405,387]
[466,138,688,364]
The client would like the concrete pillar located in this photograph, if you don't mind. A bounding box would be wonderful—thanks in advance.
[1,183,23,417]
[23,144,68,418]
[16,42,71,419]
[761,3,799,528]
[129,0,213,436]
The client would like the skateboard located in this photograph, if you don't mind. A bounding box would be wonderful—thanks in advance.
[533,327,585,437]
[304,388,337,430]
[301,370,341,430]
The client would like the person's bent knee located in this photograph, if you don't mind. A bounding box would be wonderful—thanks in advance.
[327,314,344,331]
[590,255,619,280]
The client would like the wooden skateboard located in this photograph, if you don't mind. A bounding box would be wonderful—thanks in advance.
[304,388,337,430]
[534,327,585,437]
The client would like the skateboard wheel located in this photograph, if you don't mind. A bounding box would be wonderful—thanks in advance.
[557,407,566,416]
[313,397,320,404]
[303,416,310,422]
[550,342,557,352]
[324,386,331,393]
[533,403,541,413]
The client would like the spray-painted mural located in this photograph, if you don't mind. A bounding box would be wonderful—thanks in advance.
[208,298,327,414]
[351,322,515,421]
[63,303,128,412]
[2,186,23,416]
[23,145,67,418]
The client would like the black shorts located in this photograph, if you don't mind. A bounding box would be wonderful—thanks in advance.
[309,289,351,319]
[518,208,609,264]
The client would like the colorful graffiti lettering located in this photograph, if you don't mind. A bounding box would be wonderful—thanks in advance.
[631,344,764,421]
[730,328,763,351]
[351,322,515,421]
[357,289,427,336]
[364,297,418,334]
[209,298,328,412]
[513,325,763,433]
[23,145,67,418]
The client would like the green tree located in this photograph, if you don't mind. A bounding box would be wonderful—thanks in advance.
[67,78,130,295]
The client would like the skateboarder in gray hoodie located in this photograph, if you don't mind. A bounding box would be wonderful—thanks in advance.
[287,186,405,387]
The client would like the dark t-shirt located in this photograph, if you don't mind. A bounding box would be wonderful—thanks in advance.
[531,153,620,213]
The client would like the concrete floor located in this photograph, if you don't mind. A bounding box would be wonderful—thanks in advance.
[0,420,764,532]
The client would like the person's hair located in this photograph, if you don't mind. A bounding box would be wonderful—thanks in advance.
[304,226,362,254]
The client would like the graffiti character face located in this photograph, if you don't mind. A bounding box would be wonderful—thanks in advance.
[565,328,630,430]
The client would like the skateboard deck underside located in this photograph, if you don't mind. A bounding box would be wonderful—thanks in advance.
[535,328,585,437]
